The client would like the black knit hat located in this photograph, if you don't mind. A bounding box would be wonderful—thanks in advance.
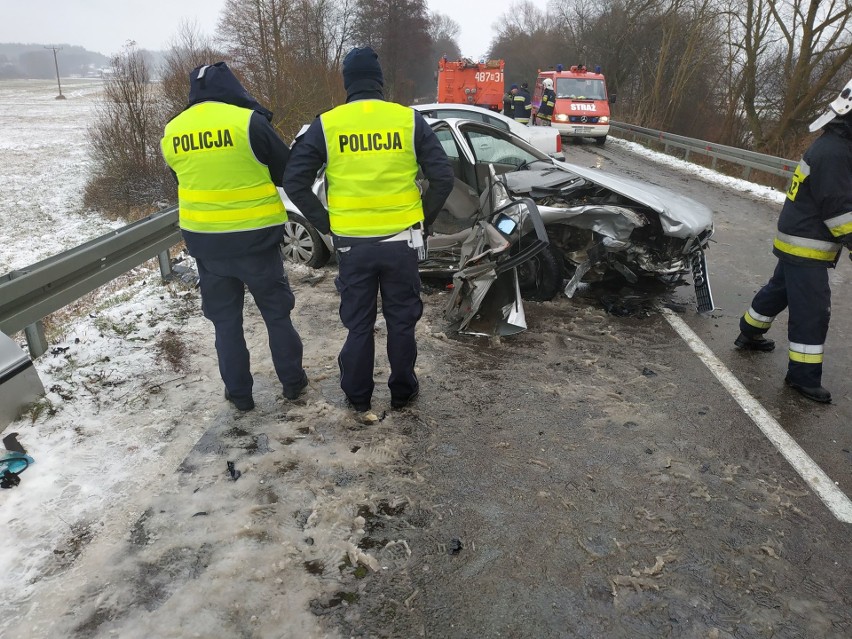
[342,47,384,90]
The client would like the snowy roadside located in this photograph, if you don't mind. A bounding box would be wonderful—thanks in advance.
[2,259,428,638]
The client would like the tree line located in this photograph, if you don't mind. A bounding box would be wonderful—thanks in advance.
[493,0,852,157]
[85,0,851,218]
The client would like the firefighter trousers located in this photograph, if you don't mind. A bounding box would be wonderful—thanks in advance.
[740,260,831,387]
[197,247,305,399]
[335,240,423,409]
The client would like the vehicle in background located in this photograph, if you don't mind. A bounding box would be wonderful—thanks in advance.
[413,103,562,157]
[281,118,715,318]
[533,65,616,145]
[436,58,505,112]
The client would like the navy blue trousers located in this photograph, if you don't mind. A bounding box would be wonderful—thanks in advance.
[740,260,831,387]
[196,247,304,398]
[335,241,423,407]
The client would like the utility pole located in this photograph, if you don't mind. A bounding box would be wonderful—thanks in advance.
[44,46,65,100]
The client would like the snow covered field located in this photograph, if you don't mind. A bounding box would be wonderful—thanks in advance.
[0,79,792,637]
[0,79,123,273]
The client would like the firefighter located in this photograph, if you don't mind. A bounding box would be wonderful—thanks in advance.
[734,77,852,403]
[161,62,307,411]
[513,81,532,124]
[284,47,453,414]
[537,78,556,126]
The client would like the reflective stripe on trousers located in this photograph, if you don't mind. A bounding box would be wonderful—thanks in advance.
[740,259,830,387]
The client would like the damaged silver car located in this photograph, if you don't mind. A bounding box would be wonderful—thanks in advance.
[281,118,714,334]
[427,119,714,313]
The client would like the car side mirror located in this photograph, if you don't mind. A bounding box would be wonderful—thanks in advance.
[609,93,617,104]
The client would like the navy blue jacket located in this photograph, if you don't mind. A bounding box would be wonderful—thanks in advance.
[775,119,852,266]
[512,88,532,120]
[283,84,454,247]
[167,62,291,259]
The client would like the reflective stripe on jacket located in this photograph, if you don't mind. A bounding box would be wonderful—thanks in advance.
[162,102,286,233]
[772,232,841,263]
[538,88,556,119]
[320,100,424,236]
[773,126,852,266]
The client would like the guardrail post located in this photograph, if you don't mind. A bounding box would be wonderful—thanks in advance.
[158,249,172,280]
[742,166,752,180]
[684,149,691,162]
[24,321,48,359]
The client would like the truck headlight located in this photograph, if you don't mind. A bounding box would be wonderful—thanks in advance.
[556,114,568,121]
[599,116,609,123]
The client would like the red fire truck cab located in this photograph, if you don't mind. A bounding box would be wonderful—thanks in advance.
[533,65,616,145]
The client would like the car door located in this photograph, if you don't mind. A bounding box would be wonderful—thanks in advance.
[428,123,482,234]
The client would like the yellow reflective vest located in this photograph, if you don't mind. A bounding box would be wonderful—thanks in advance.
[320,100,424,236]
[161,102,286,233]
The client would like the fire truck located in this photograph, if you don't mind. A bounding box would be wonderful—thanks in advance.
[532,64,615,145]
[436,58,505,112]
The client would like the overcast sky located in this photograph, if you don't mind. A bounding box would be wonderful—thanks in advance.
[0,0,506,60]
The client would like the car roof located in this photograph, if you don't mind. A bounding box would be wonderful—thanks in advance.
[413,102,512,121]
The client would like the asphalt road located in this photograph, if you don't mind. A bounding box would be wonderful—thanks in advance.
[322,138,852,638]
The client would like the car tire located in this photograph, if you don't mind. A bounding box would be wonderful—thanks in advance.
[281,212,330,268]
[516,244,563,301]
[595,136,607,146]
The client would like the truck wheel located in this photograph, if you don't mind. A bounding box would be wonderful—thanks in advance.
[516,244,563,301]
[595,136,607,146]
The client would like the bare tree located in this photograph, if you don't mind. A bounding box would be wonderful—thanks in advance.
[85,41,169,218]
[353,0,433,102]
[160,20,225,120]
[429,11,462,60]
[490,2,564,85]
[218,0,355,139]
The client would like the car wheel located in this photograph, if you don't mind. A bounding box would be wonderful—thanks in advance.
[595,136,607,146]
[516,244,563,301]
[281,212,330,268]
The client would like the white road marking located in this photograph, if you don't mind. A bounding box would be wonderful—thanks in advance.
[662,307,852,524]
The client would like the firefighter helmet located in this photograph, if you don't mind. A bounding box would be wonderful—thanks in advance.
[809,77,852,132]
[542,78,553,90]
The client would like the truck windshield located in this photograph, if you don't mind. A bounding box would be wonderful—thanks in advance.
[556,78,606,100]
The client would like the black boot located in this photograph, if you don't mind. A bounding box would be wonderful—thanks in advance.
[784,376,832,403]
[734,332,775,352]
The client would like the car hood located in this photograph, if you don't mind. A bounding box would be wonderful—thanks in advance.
[501,160,714,239]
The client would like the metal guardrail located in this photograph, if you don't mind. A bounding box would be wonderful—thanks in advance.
[610,121,798,180]
[0,207,180,358]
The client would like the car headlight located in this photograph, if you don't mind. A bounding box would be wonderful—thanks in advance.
[556,114,568,121]
[598,116,609,123]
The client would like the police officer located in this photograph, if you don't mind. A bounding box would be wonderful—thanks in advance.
[284,47,453,413]
[161,62,307,411]
[537,78,556,126]
[735,78,852,403]
[513,81,532,124]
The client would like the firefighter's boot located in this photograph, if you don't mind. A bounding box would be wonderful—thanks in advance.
[784,376,832,404]
[734,332,775,352]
